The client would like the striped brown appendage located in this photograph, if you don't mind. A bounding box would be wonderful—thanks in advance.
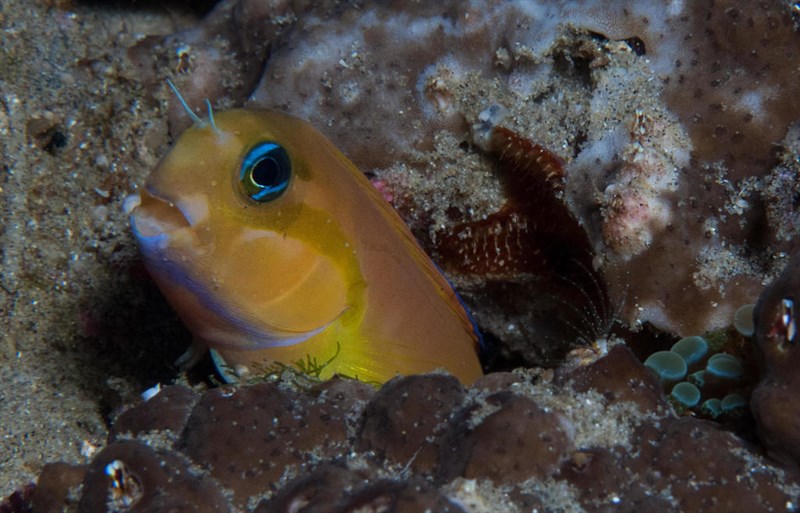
[441,126,593,282]
[438,125,610,349]
[489,126,565,190]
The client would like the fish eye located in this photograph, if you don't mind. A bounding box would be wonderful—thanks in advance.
[240,142,291,202]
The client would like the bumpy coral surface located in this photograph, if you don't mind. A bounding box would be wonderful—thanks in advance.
[22,349,800,512]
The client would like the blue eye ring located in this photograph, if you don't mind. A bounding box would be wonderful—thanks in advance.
[240,142,292,202]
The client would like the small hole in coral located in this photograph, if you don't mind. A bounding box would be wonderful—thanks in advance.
[623,37,646,56]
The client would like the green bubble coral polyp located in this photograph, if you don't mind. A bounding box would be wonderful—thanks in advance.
[670,336,708,367]
[643,351,687,382]
[642,312,758,420]
[671,381,701,408]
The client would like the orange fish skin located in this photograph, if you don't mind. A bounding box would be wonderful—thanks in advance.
[131,109,482,385]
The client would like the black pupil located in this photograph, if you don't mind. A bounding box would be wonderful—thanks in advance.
[252,157,280,187]
[241,142,291,202]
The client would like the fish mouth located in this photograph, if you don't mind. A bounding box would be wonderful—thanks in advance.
[129,189,192,239]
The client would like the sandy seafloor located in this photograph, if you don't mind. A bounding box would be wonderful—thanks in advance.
[0,0,218,493]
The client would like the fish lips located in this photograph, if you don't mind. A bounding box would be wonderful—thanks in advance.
[129,187,209,254]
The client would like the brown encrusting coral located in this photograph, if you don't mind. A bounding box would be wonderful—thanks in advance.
[23,348,800,512]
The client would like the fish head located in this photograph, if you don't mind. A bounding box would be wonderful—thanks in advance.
[130,109,361,353]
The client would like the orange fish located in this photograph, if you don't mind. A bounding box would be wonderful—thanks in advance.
[129,94,482,384]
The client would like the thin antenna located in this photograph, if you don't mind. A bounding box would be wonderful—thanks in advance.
[166,79,204,126]
[205,99,221,134]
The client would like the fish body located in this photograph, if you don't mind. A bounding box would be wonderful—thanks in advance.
[131,109,482,384]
